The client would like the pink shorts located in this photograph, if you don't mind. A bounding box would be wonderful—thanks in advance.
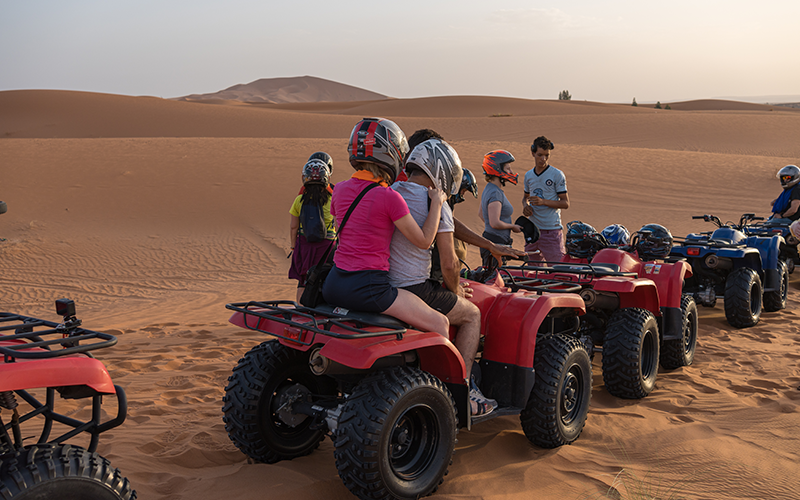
[525,229,565,264]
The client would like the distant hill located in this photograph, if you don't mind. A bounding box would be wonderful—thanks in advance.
[175,76,388,104]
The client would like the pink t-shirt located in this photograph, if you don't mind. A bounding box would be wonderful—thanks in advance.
[331,178,410,271]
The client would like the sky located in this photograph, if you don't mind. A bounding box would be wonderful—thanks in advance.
[2,0,799,103]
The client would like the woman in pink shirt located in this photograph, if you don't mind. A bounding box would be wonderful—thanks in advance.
[322,118,450,337]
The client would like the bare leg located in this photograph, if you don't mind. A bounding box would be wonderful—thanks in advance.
[445,297,481,380]
[383,289,450,338]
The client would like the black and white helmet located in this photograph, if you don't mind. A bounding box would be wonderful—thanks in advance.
[302,159,331,186]
[405,139,463,195]
[778,165,800,189]
[451,168,478,205]
[348,117,409,183]
[633,223,673,261]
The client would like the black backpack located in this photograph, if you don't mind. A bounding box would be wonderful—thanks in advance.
[300,202,326,243]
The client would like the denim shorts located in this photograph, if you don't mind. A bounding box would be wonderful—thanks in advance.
[402,280,458,315]
[322,266,398,313]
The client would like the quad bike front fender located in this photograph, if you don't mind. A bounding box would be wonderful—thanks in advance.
[592,278,661,313]
[745,235,784,271]
[641,260,692,309]
[481,293,585,368]
[0,356,116,394]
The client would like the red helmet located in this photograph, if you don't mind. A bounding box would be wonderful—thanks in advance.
[482,150,518,185]
[347,117,409,183]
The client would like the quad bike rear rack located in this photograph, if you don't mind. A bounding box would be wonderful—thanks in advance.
[0,312,117,362]
[226,300,407,346]
[0,301,127,454]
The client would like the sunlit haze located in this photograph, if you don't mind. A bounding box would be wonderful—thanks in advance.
[2,0,799,102]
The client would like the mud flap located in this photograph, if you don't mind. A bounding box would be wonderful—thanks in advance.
[479,359,535,409]
[445,381,470,430]
[763,268,780,292]
[660,306,683,341]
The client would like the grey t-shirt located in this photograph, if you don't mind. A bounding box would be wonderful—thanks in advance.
[389,182,454,288]
[523,164,567,230]
[481,182,513,240]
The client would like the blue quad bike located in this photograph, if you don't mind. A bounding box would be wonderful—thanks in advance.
[670,213,788,328]
[742,217,800,275]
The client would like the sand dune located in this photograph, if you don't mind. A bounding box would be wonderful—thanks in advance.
[1,90,799,499]
[176,76,388,104]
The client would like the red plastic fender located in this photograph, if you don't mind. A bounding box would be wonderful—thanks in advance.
[0,356,116,394]
[480,292,586,368]
[592,277,661,313]
[229,311,466,383]
[638,260,692,309]
[593,248,643,274]
[318,331,465,383]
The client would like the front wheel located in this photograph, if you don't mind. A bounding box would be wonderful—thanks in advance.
[0,444,136,499]
[334,366,456,500]
[602,308,660,399]
[660,294,698,370]
[724,267,762,328]
[763,261,788,312]
[222,340,338,463]
[521,333,592,448]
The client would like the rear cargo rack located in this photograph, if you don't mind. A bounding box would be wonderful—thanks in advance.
[0,313,117,362]
[226,300,407,346]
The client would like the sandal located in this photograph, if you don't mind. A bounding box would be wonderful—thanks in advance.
[469,377,498,408]
[471,398,495,416]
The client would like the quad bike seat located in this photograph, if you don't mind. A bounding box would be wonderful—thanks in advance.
[313,303,411,330]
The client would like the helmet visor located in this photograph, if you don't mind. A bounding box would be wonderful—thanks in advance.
[781,175,794,183]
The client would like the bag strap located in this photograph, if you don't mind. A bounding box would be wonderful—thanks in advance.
[317,181,381,264]
[337,181,380,235]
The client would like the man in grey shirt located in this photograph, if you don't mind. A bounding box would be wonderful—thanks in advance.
[389,139,496,415]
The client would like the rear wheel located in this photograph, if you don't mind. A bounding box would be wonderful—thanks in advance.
[602,308,660,399]
[660,295,698,370]
[334,366,456,500]
[0,444,135,499]
[763,261,788,312]
[521,333,592,448]
[724,268,762,328]
[222,340,337,463]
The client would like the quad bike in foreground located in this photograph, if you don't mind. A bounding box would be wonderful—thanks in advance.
[222,272,592,500]
[670,214,788,328]
[504,226,697,400]
[0,299,135,499]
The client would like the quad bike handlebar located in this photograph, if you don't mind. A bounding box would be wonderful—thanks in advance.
[691,213,763,231]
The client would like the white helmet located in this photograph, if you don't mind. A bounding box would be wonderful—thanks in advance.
[790,220,800,240]
[404,139,463,195]
[778,165,800,189]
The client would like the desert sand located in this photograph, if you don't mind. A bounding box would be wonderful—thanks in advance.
[1,89,799,500]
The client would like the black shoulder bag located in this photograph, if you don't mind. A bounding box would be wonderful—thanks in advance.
[299,182,380,307]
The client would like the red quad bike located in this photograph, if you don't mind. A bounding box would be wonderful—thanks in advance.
[0,202,135,499]
[222,272,592,500]
[0,300,135,499]
[505,242,697,400]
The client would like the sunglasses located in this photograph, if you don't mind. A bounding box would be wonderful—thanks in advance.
[782,175,794,182]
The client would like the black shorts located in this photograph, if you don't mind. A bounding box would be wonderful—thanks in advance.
[402,280,458,315]
[322,267,398,313]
